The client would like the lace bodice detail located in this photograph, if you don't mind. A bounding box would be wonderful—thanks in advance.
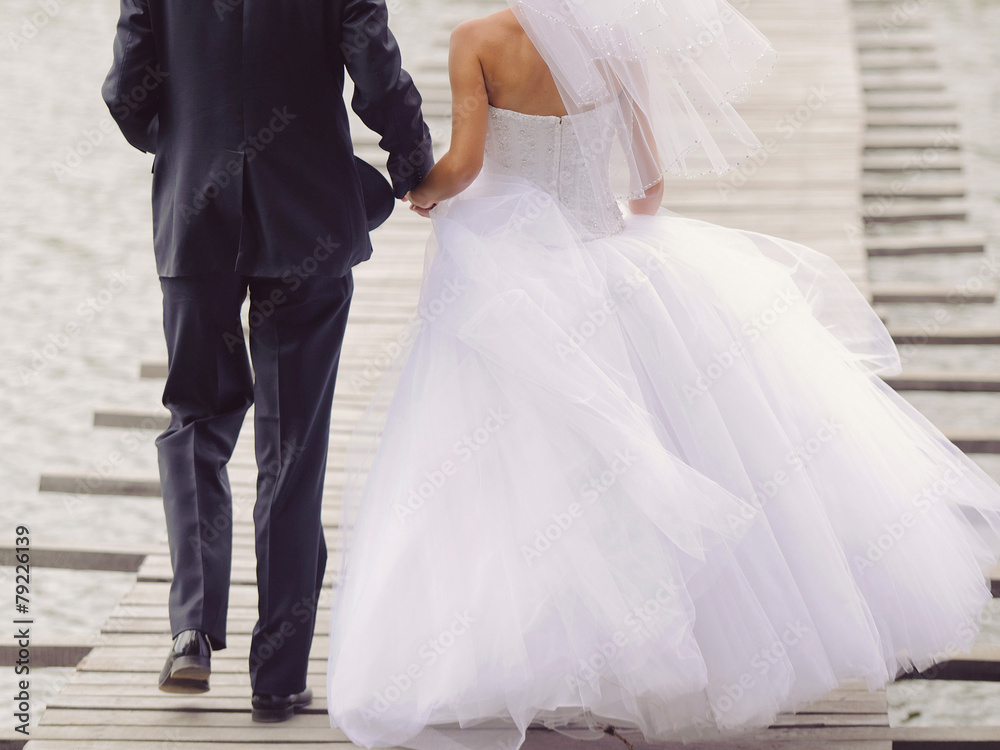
[484,105,625,239]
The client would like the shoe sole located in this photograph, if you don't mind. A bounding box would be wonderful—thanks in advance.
[159,654,211,694]
[251,698,313,723]
[159,677,211,694]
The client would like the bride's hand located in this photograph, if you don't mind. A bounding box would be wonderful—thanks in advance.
[403,191,437,218]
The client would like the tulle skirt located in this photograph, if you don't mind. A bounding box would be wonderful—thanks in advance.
[326,172,1000,749]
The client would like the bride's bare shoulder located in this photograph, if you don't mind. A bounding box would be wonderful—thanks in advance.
[450,9,519,51]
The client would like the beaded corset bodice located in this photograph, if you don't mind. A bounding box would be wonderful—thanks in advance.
[484,105,625,239]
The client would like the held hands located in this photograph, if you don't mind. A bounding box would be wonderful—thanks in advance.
[403,189,437,219]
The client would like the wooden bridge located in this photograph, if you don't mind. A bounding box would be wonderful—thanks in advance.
[5,0,1000,746]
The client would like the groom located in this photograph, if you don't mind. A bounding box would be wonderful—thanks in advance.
[103,0,433,723]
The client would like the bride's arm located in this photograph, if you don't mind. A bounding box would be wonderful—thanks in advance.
[406,23,489,213]
[622,87,665,216]
[628,180,664,215]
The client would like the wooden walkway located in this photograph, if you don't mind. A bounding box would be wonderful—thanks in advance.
[10,0,1000,747]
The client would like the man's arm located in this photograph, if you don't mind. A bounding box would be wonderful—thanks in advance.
[341,0,434,198]
[102,0,162,154]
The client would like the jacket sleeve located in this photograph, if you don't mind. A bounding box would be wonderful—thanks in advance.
[340,0,434,198]
[102,0,162,154]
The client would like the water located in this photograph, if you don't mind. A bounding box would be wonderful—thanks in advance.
[1,0,1000,734]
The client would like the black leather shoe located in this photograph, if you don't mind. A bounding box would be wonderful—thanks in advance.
[251,687,313,723]
[158,630,212,694]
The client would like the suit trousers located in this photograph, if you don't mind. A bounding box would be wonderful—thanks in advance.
[156,269,353,694]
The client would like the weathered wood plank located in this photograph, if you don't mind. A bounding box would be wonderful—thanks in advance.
[864,129,962,150]
[898,643,1000,681]
[0,543,148,572]
[38,474,161,497]
[865,232,984,256]
[866,110,959,128]
[29,725,347,743]
[0,643,92,669]
[863,92,956,110]
[862,199,967,222]
[888,327,1000,345]
[882,371,1000,393]
[870,282,997,304]
[861,72,945,92]
[862,152,963,172]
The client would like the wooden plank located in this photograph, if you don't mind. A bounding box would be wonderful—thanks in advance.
[865,232,983,256]
[882,371,1000,393]
[863,152,963,172]
[864,129,962,150]
[94,405,367,431]
[862,199,967,222]
[870,282,997,304]
[0,543,148,572]
[857,51,938,71]
[855,32,936,52]
[0,643,92,668]
[94,410,170,430]
[861,72,945,92]
[888,327,1000,345]
[863,92,956,110]
[38,474,161,497]
[38,709,335,728]
[854,15,929,32]
[949,432,1000,455]
[861,177,966,200]
[866,110,959,128]
[28,726,348,743]
[41,694,323,713]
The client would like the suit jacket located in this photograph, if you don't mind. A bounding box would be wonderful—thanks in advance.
[103,0,434,278]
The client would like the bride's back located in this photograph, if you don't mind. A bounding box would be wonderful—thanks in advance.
[462,10,568,118]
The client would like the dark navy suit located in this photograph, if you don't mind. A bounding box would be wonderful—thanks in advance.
[103,0,433,694]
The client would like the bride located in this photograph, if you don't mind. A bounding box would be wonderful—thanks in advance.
[327,0,1000,748]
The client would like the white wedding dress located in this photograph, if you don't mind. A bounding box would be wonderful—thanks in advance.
[326,103,1000,749]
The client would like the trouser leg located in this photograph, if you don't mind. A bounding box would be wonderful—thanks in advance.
[247,272,354,694]
[156,272,254,650]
